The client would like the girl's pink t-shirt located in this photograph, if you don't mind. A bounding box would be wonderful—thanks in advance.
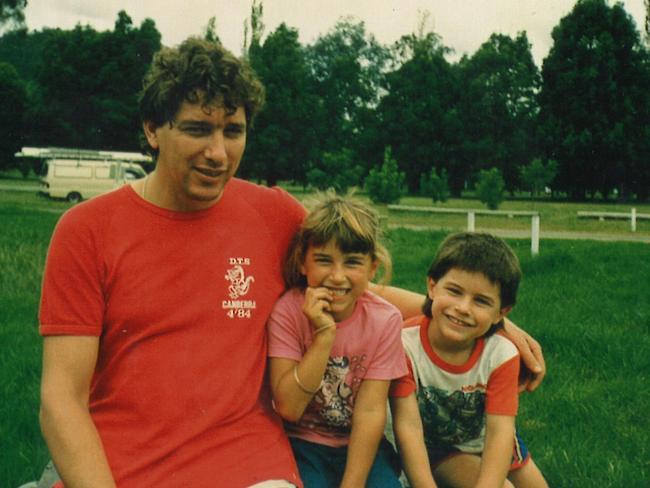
[267,289,408,447]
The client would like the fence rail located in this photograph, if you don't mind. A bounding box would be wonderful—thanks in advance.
[387,205,541,255]
[577,208,649,232]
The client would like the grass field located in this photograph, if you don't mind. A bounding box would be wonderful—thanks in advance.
[290,189,650,237]
[1,187,649,487]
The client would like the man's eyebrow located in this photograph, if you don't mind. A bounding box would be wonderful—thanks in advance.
[175,120,212,128]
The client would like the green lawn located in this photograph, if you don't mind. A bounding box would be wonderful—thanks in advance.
[2,188,649,487]
[388,229,650,487]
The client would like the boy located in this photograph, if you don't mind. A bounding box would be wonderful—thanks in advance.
[390,232,548,488]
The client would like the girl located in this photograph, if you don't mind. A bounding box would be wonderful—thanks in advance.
[267,192,407,488]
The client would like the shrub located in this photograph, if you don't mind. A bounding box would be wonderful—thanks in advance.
[476,167,505,210]
[419,167,450,203]
[365,146,405,204]
[306,149,363,194]
[520,158,558,198]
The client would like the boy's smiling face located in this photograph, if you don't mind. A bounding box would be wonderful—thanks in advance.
[427,268,511,349]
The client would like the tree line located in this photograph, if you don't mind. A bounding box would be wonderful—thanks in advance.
[0,0,648,201]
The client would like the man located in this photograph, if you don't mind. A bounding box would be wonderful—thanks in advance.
[39,38,544,487]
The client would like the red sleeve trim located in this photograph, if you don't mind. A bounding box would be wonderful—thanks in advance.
[390,355,416,398]
[486,355,520,415]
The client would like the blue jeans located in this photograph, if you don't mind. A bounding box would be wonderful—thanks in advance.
[289,437,401,488]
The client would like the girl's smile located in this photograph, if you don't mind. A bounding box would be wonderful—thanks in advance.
[300,240,378,322]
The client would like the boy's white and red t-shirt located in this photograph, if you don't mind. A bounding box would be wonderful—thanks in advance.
[268,289,408,447]
[391,315,520,454]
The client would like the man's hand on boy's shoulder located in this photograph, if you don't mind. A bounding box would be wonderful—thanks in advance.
[500,318,546,392]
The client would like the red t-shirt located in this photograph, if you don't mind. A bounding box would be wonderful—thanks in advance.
[40,179,305,487]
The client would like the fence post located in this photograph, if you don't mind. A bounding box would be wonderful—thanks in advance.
[631,208,637,232]
[467,211,475,232]
[531,215,540,256]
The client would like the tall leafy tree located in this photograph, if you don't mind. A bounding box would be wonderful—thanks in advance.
[375,21,458,193]
[29,12,161,150]
[305,19,389,156]
[0,0,26,29]
[456,32,540,193]
[245,23,320,186]
[203,17,221,44]
[243,0,264,55]
[539,0,649,200]
[0,61,25,170]
[0,28,58,83]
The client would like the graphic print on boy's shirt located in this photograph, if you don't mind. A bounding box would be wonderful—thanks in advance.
[418,384,486,448]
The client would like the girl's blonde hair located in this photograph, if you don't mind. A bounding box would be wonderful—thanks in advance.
[283,191,392,289]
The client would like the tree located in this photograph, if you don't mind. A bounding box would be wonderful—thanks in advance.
[476,167,505,210]
[645,0,650,40]
[203,17,220,44]
[243,0,264,54]
[539,0,649,200]
[28,12,161,150]
[0,0,26,29]
[0,28,57,83]
[307,149,363,194]
[420,167,450,203]
[0,61,25,170]
[244,23,320,186]
[305,19,389,155]
[375,15,458,194]
[365,146,405,204]
[456,32,540,193]
[520,158,557,197]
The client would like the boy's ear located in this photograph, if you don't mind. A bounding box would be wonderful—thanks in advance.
[426,277,436,300]
[497,305,513,322]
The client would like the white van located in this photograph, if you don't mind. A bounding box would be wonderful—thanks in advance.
[16,147,150,203]
[40,158,147,203]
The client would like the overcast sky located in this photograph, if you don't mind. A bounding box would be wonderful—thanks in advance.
[23,0,648,66]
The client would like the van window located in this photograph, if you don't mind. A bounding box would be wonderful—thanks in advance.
[55,165,92,178]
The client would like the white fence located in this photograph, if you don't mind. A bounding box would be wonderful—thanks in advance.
[577,208,649,232]
[387,205,541,256]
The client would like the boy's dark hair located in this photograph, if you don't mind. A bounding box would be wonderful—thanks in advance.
[139,37,265,155]
[422,232,521,331]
